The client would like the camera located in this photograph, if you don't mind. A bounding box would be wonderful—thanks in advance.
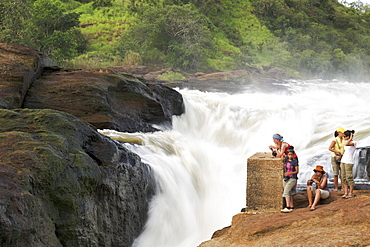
[272,150,277,157]
[310,179,314,185]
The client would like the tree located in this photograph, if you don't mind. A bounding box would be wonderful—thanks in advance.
[0,0,86,63]
[118,4,214,71]
[0,0,33,45]
[30,0,84,60]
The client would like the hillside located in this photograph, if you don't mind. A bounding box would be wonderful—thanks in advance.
[1,0,370,80]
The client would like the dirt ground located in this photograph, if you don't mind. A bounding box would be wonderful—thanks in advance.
[200,190,370,246]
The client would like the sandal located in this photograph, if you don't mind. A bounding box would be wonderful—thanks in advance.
[347,193,356,198]
[342,194,348,199]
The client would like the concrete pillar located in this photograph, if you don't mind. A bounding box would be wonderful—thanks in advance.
[246,152,283,213]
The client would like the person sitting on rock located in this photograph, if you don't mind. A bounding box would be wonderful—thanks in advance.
[307,165,329,211]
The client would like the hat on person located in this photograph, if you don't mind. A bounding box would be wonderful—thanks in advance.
[313,165,326,174]
[272,133,284,141]
[336,128,345,133]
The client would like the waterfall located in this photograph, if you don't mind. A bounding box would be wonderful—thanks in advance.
[99,79,370,247]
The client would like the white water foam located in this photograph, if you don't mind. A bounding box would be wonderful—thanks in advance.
[99,80,370,247]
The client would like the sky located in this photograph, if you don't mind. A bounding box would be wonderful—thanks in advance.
[342,0,370,4]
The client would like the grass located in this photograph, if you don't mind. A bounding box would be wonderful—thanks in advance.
[157,72,187,81]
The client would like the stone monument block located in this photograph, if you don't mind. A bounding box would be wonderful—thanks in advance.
[246,152,283,212]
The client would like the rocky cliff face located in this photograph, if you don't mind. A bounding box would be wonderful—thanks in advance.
[0,43,185,246]
[0,109,155,246]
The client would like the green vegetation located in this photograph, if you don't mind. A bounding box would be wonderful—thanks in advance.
[0,0,87,62]
[157,72,186,81]
[118,4,215,71]
[1,0,369,80]
[250,0,370,79]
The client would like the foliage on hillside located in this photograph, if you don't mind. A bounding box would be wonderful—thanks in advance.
[115,0,286,72]
[250,0,370,79]
[1,0,369,80]
[0,0,87,62]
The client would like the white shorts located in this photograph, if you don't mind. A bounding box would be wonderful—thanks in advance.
[311,186,330,199]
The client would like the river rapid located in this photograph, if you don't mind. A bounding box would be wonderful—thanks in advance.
[99,79,370,247]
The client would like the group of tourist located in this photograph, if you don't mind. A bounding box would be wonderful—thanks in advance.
[268,128,357,213]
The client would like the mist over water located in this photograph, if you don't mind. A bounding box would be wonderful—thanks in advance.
[99,79,370,247]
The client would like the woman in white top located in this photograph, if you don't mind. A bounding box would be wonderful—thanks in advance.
[340,130,356,199]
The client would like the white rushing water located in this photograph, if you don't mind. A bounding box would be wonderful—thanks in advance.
[99,79,370,247]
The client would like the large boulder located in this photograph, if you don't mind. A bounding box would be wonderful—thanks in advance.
[22,68,184,133]
[0,43,56,109]
[0,43,184,133]
[0,109,155,246]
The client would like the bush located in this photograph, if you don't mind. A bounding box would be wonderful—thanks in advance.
[117,4,215,71]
